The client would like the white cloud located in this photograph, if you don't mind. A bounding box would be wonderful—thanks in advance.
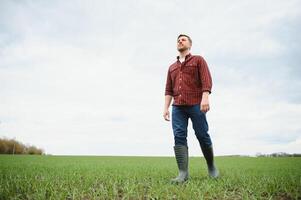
[0,0,300,156]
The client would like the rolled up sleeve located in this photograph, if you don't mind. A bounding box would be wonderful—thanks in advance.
[198,56,212,94]
[165,69,173,96]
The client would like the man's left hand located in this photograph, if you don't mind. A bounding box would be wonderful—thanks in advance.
[200,92,210,113]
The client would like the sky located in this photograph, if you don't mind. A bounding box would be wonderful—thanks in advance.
[0,0,300,156]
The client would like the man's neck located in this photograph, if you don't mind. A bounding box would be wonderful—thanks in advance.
[178,50,190,59]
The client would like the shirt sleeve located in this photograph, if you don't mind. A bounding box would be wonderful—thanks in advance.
[198,56,212,94]
[165,69,173,96]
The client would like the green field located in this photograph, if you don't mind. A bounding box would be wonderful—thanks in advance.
[0,155,300,200]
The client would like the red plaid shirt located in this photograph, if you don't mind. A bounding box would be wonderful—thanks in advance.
[165,53,212,106]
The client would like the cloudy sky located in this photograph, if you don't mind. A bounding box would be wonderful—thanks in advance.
[0,0,300,156]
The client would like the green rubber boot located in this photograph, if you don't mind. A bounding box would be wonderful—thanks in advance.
[200,145,219,178]
[170,145,189,184]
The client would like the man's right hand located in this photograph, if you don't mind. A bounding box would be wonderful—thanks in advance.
[163,109,170,121]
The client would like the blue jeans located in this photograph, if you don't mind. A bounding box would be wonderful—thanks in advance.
[171,104,213,148]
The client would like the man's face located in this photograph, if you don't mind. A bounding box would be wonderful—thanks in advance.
[177,36,191,52]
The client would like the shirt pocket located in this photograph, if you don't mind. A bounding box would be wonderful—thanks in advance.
[183,63,198,75]
[183,63,199,82]
[183,63,200,88]
[170,65,180,79]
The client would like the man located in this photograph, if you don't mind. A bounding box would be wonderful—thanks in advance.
[163,34,219,184]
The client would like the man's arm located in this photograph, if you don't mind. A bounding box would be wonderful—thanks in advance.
[198,56,212,94]
[198,57,213,113]
[165,69,173,96]
[201,91,210,113]
[164,95,173,110]
[164,70,173,121]
[163,95,172,121]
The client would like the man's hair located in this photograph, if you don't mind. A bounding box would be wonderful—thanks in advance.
[177,34,192,44]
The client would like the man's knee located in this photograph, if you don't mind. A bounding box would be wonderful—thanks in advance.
[196,134,212,148]
[174,135,187,146]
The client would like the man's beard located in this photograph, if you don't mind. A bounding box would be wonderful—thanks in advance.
[177,46,189,52]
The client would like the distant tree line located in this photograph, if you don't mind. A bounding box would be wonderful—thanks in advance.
[0,137,45,155]
[256,152,301,157]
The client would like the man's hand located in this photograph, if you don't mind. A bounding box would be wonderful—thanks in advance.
[200,92,210,113]
[164,95,172,121]
[163,109,170,121]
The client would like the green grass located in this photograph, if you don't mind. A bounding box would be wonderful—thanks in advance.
[0,155,300,200]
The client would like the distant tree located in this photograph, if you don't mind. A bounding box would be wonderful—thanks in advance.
[255,152,300,157]
[0,138,9,153]
[0,137,44,155]
[25,145,44,155]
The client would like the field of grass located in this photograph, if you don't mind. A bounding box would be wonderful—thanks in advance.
[0,155,300,200]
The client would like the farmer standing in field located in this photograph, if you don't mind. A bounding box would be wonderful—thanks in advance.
[163,34,219,184]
